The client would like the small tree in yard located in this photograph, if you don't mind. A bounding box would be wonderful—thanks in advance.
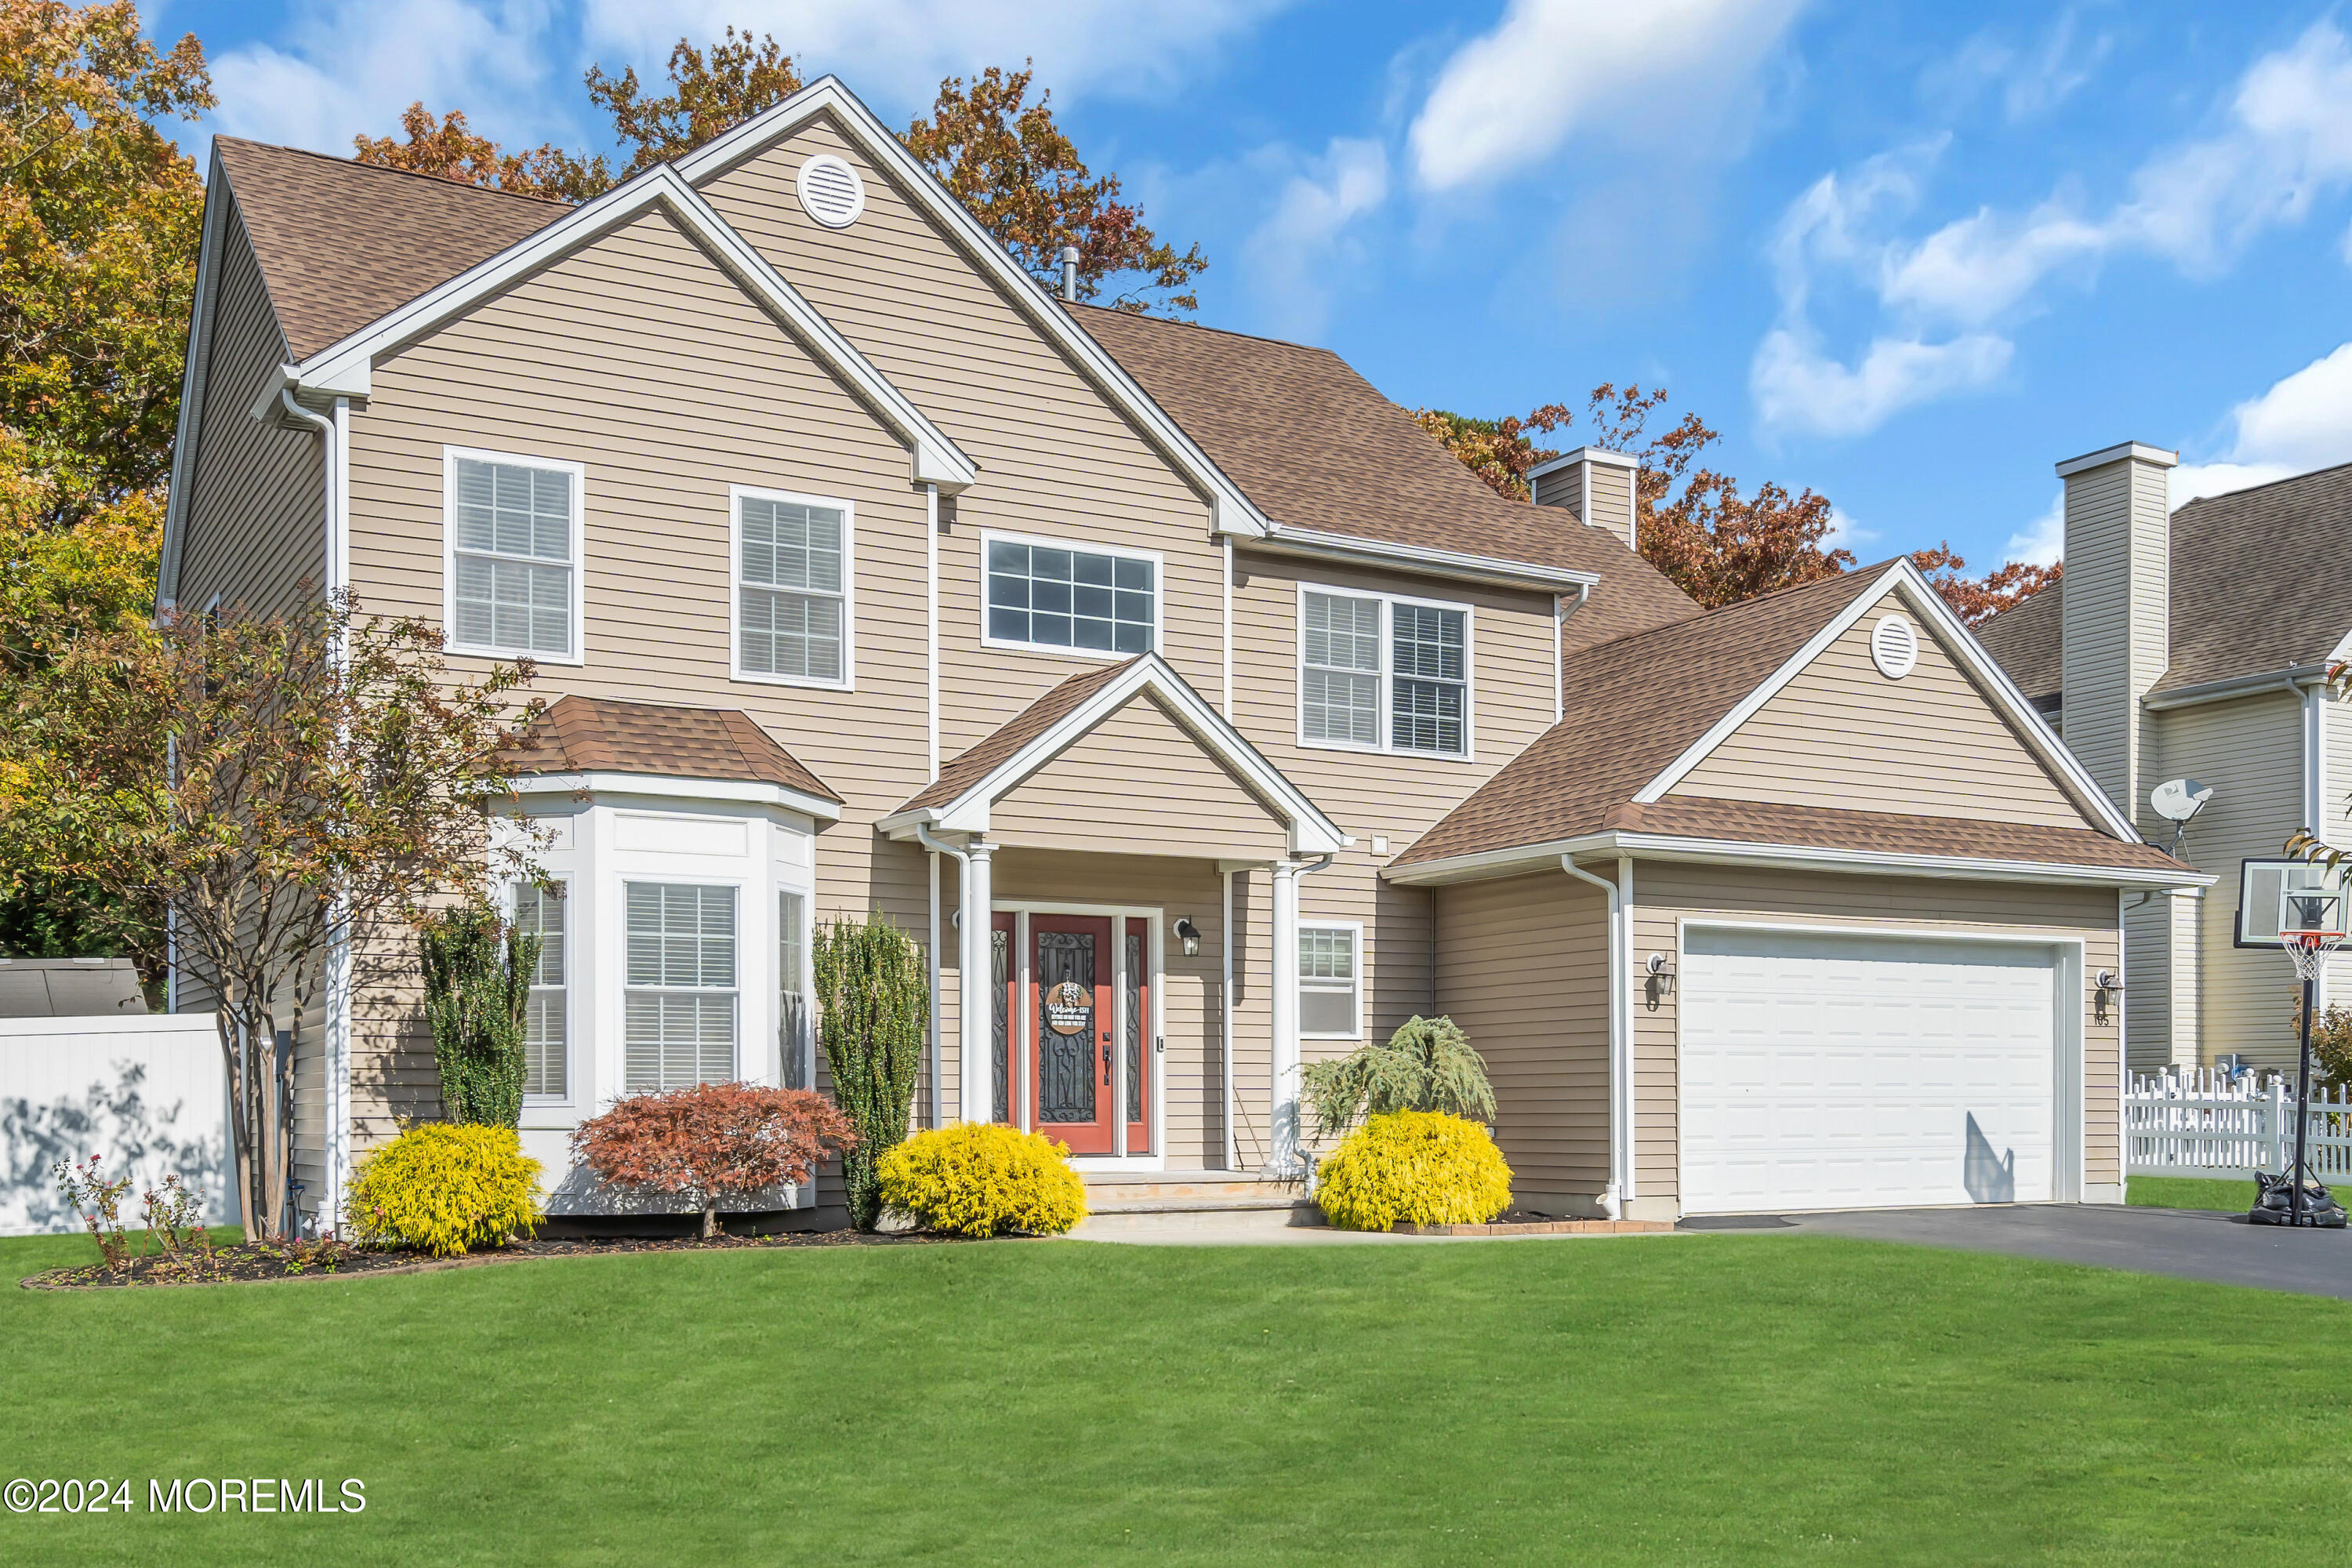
[420,904,540,1128]
[1301,1016,1498,1142]
[815,914,927,1229]
[571,1083,855,1240]
[0,592,546,1240]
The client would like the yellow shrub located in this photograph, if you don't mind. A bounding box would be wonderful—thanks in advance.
[1316,1109,1512,1231]
[877,1123,1088,1236]
[346,1123,543,1257]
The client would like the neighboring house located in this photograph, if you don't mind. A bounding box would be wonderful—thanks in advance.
[0,958,148,1018]
[162,77,2198,1227]
[1978,448,2352,1076]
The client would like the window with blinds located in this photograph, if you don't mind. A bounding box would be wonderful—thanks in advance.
[736,491,849,684]
[779,889,810,1091]
[1298,587,1470,757]
[448,453,576,657]
[1302,591,1381,746]
[1391,603,1467,755]
[623,883,738,1092]
[1298,925,1361,1039]
[514,881,568,1097]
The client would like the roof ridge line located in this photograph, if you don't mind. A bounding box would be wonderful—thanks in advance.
[1063,299,1345,360]
[216,134,578,210]
[2173,455,2352,511]
[1563,565,1878,664]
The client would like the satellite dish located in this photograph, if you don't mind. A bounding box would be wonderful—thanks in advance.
[2151,779,2212,824]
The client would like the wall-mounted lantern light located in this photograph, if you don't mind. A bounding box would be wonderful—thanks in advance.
[1643,951,1677,1011]
[2094,969,2123,1023]
[1174,917,1202,958]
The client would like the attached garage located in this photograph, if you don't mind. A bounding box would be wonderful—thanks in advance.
[1678,926,2077,1214]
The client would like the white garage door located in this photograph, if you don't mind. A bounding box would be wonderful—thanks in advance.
[1679,927,2059,1214]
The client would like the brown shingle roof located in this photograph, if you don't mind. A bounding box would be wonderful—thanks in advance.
[1610,797,2186,873]
[507,695,840,801]
[215,137,568,360]
[1976,460,2352,702]
[897,657,1140,813]
[1064,303,1700,644]
[1393,568,1888,867]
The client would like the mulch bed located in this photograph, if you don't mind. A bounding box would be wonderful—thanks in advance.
[20,1228,978,1291]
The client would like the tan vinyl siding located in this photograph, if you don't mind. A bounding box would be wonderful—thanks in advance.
[989,692,1290,859]
[1627,862,2123,1211]
[2058,456,2169,822]
[1672,590,2096,828]
[176,205,322,619]
[695,118,1227,762]
[1434,870,1610,1212]
[2149,691,2306,1070]
[1586,462,1635,550]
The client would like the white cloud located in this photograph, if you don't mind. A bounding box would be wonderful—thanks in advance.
[1238,138,1388,339]
[1922,10,2111,125]
[1824,505,1878,551]
[1756,22,2352,441]
[1406,0,1807,191]
[2004,492,2063,566]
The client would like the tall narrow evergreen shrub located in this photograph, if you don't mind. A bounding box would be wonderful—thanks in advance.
[814,913,928,1229]
[419,905,539,1129]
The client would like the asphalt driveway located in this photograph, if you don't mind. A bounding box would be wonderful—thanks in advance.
[1687,1203,2352,1299]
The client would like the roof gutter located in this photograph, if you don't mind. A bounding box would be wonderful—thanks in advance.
[1384,830,2213,890]
[2141,664,2328,712]
[1247,524,1602,595]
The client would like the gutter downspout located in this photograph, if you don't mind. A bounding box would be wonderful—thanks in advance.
[277,388,352,1236]
[914,823,966,1126]
[1273,851,1337,1178]
[1561,856,1628,1221]
[1221,865,1236,1171]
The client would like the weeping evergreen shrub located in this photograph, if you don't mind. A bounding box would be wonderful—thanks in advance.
[420,904,539,1129]
[1301,1014,1497,1141]
[815,913,927,1229]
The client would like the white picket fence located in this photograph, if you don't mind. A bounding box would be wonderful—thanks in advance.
[2125,1067,2352,1181]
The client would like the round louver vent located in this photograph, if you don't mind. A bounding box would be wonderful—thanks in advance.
[1870,612,1919,680]
[796,154,866,228]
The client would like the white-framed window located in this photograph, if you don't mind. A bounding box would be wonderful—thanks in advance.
[513,880,568,1099]
[1298,922,1362,1040]
[732,486,852,688]
[443,446,583,662]
[622,882,738,1092]
[982,529,1160,658]
[1297,585,1472,758]
[778,887,812,1091]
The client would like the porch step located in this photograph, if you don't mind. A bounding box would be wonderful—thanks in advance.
[1076,1171,1319,1233]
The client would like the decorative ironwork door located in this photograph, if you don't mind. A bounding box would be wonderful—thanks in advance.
[1029,914,1116,1154]
[1124,916,1151,1154]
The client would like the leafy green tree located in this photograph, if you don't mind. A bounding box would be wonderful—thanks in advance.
[420,905,541,1129]
[813,914,927,1229]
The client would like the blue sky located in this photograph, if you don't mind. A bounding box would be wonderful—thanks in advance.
[149,1,2352,572]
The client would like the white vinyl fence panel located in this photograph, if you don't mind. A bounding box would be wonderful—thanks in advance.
[2125,1068,2352,1181]
[0,1014,237,1235]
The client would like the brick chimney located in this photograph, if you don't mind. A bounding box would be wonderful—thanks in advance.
[2054,441,2177,826]
[1530,447,1639,552]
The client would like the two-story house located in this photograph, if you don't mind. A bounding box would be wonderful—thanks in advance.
[1978,448,2352,1076]
[163,77,2198,1227]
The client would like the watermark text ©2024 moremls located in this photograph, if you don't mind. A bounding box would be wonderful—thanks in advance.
[5,1477,366,1514]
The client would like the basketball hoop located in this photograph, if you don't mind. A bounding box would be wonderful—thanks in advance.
[2238,858,2352,1229]
[2280,927,2347,984]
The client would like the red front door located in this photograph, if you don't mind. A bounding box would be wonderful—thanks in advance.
[1029,914,1116,1154]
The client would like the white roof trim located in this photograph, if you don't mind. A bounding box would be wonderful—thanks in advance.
[1526,446,1639,480]
[286,165,975,492]
[2141,664,2327,711]
[157,147,256,612]
[877,653,1344,854]
[1249,524,1599,593]
[1628,560,2142,841]
[1379,831,2209,890]
[671,77,1272,538]
[2054,441,2178,477]
[505,770,842,822]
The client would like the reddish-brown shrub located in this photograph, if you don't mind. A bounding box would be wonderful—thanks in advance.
[570,1083,857,1238]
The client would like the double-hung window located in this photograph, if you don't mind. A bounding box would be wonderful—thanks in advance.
[623,883,738,1092]
[1298,924,1362,1039]
[984,532,1158,656]
[1300,587,1472,757]
[513,881,568,1098]
[735,488,851,686]
[445,449,580,659]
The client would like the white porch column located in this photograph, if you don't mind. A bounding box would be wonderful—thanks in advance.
[1269,857,1301,1175]
[956,837,996,1124]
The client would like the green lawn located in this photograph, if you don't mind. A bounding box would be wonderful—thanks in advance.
[3,1229,2347,1566]
[2128,1175,2256,1211]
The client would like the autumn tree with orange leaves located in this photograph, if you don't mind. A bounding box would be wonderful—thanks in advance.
[355,36,1204,315]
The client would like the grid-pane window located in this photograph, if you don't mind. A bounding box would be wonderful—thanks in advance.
[986,538,1155,654]
[739,495,846,681]
[1392,604,1467,755]
[451,456,572,655]
[1302,592,1381,746]
[624,883,737,1092]
[778,889,809,1091]
[514,881,566,1097]
[1298,926,1359,1038]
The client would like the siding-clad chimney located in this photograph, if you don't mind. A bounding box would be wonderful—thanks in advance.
[1530,447,1639,553]
[2055,441,2177,825]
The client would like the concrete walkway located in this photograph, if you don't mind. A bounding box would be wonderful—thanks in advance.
[1767,1203,2352,1301]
